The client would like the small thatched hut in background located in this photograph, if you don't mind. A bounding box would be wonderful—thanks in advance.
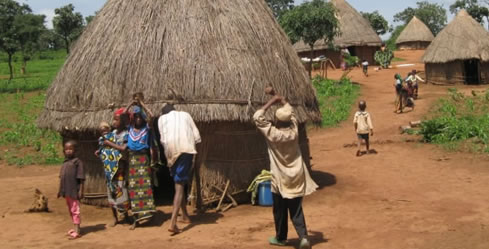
[423,10,489,85]
[38,0,320,207]
[292,0,382,68]
[396,16,434,50]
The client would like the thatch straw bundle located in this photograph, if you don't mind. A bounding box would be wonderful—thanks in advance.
[38,0,320,132]
[423,10,489,64]
[396,16,434,47]
[293,0,381,53]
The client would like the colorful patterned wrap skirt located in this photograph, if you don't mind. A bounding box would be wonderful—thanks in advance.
[128,150,155,222]
[107,160,130,213]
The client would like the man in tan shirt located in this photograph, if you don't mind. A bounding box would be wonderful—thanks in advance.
[253,88,318,249]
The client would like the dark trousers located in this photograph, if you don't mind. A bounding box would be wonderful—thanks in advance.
[272,193,308,241]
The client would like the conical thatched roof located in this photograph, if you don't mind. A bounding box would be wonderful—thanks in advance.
[396,16,434,44]
[293,0,381,52]
[423,10,489,63]
[38,0,320,132]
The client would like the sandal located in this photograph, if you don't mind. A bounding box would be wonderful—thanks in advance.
[356,150,361,157]
[269,237,286,246]
[68,232,81,240]
[66,229,75,237]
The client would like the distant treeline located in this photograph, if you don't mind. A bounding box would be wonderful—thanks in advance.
[0,0,96,80]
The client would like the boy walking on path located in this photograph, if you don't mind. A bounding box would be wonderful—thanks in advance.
[253,87,318,249]
[354,100,374,156]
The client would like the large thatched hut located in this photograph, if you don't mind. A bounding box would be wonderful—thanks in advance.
[292,0,382,68]
[396,16,434,50]
[423,10,489,85]
[37,0,320,207]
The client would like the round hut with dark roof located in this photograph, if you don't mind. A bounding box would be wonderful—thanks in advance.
[396,16,434,50]
[37,0,321,207]
[423,10,489,85]
[292,0,382,68]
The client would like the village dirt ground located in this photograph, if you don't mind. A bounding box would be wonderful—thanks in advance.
[1,51,489,249]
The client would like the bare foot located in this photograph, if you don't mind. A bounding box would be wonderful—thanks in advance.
[356,150,361,157]
[108,219,118,227]
[129,222,136,230]
[168,227,181,235]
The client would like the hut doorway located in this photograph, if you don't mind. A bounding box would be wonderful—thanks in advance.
[153,166,176,205]
[464,59,480,84]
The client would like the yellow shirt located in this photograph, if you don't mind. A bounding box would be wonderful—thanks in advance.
[253,104,318,199]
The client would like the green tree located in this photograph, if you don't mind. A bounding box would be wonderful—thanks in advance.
[13,13,46,74]
[394,1,447,35]
[450,0,489,29]
[39,29,65,50]
[386,25,406,51]
[361,10,391,36]
[53,4,84,54]
[265,0,294,19]
[85,15,95,25]
[279,0,339,78]
[0,0,31,80]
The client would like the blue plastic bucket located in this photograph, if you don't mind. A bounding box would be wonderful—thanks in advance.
[258,181,273,206]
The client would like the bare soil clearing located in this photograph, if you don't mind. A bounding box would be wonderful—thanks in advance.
[1,50,489,249]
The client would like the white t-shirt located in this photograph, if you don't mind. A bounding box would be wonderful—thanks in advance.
[158,111,201,167]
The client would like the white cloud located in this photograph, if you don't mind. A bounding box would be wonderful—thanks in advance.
[39,8,55,29]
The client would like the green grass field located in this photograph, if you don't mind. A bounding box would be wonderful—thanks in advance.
[0,50,66,93]
[313,77,361,127]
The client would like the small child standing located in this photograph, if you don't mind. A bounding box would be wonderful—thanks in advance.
[58,140,85,239]
[353,100,374,156]
[361,59,369,77]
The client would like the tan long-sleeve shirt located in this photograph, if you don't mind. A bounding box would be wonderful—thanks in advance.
[253,104,318,199]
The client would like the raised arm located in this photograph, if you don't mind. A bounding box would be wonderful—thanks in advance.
[138,99,154,125]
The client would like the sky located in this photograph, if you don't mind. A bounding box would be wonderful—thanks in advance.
[18,0,457,35]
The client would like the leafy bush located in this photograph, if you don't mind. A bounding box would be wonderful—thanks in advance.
[313,76,360,127]
[417,88,489,153]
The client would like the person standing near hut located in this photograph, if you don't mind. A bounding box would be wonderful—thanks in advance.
[58,140,84,240]
[125,99,156,230]
[157,104,201,235]
[98,108,130,227]
[253,88,318,249]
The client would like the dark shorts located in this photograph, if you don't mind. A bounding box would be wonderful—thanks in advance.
[171,153,194,183]
[357,133,369,140]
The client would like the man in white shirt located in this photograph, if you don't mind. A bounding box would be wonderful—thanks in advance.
[157,104,201,234]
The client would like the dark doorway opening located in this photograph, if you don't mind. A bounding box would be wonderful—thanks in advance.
[152,116,175,206]
[347,46,356,56]
[464,59,480,84]
[153,166,175,206]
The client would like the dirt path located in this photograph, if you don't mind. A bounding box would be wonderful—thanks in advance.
[1,51,489,249]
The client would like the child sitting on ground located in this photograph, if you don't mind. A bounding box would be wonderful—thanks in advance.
[353,100,374,156]
[58,140,85,240]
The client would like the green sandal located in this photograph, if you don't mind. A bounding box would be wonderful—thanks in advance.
[269,237,286,246]
[299,238,311,249]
